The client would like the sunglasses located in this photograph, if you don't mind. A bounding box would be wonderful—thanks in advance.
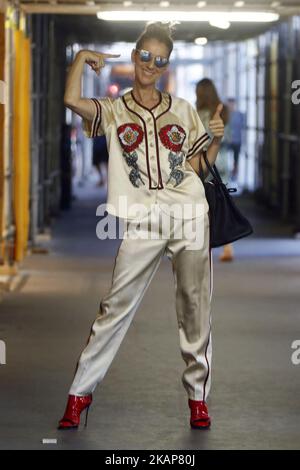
[135,49,169,68]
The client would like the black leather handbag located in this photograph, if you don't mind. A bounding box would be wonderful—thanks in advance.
[199,151,254,248]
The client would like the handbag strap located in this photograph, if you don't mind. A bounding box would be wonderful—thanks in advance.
[198,157,205,182]
[203,150,223,184]
[202,150,237,193]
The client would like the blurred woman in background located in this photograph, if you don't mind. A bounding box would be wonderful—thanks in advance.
[196,78,234,262]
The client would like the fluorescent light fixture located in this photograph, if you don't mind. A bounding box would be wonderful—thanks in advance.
[197,1,207,7]
[97,11,279,22]
[271,1,281,7]
[123,1,133,6]
[234,1,245,7]
[209,19,231,29]
[194,37,208,45]
[159,1,170,6]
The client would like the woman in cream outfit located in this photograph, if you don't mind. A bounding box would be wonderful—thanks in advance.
[58,22,225,430]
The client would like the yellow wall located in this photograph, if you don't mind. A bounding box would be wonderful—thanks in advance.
[13,22,31,261]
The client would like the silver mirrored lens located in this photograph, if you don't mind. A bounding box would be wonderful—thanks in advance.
[155,57,169,68]
[139,50,151,62]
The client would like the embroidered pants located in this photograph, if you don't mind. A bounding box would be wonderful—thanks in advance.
[69,205,213,401]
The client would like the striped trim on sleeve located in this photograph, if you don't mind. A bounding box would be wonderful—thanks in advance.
[186,132,210,160]
[90,98,102,138]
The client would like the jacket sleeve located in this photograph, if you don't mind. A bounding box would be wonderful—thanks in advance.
[186,105,211,160]
[82,97,114,138]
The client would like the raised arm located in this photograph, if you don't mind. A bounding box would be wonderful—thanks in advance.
[63,49,120,122]
[196,103,224,178]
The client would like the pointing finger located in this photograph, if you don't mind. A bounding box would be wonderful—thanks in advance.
[101,53,121,58]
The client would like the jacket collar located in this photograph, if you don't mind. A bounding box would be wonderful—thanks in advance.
[122,89,171,120]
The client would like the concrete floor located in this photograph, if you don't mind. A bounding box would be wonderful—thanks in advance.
[0,178,300,450]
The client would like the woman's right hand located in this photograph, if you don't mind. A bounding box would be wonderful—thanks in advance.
[79,50,121,76]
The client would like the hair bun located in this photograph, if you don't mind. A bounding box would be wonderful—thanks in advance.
[145,20,179,37]
[136,20,176,56]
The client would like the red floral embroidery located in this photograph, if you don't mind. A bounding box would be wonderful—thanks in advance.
[117,123,144,153]
[159,124,186,152]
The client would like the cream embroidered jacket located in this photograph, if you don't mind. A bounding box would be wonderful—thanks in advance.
[82,89,211,219]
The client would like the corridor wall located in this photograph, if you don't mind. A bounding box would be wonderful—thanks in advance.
[0,12,4,262]
[13,19,31,261]
[203,16,300,230]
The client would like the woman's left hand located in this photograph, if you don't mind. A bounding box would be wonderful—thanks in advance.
[209,103,225,140]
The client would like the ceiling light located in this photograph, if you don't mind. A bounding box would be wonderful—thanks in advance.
[209,19,231,29]
[196,1,207,7]
[194,37,208,45]
[97,11,279,22]
[159,1,170,7]
[234,1,245,7]
[123,1,133,6]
